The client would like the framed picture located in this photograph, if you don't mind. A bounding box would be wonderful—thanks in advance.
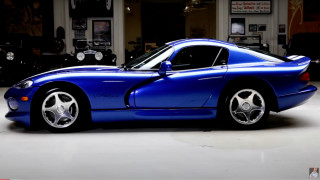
[279,24,285,33]
[230,0,272,14]
[249,24,257,32]
[258,24,266,31]
[278,34,286,45]
[72,18,87,30]
[92,20,111,46]
[74,30,86,39]
[2,0,54,37]
[231,18,245,35]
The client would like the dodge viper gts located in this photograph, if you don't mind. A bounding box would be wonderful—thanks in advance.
[4,39,317,132]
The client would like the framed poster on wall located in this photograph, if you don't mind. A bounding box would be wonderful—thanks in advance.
[258,24,266,31]
[249,24,257,32]
[231,18,245,35]
[72,18,87,30]
[279,24,285,33]
[2,0,54,37]
[92,20,111,46]
[231,0,271,14]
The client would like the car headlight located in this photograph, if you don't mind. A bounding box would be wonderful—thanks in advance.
[76,52,85,61]
[8,97,18,111]
[14,80,33,89]
[6,52,14,60]
[95,52,103,61]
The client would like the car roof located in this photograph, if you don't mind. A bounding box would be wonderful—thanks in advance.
[166,38,237,49]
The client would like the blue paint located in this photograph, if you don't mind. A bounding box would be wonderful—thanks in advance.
[4,39,317,127]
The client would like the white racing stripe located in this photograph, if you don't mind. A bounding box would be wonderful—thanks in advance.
[287,55,305,60]
[291,55,305,60]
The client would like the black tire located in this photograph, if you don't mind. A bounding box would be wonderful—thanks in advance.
[38,88,89,132]
[222,86,270,130]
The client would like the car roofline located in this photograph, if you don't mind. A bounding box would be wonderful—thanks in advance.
[166,38,237,49]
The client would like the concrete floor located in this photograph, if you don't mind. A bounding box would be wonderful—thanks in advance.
[0,82,319,180]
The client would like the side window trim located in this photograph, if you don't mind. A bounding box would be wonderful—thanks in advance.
[170,45,225,71]
[212,48,223,66]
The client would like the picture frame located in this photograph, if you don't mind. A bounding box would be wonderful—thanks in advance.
[230,0,272,14]
[258,24,266,31]
[249,24,257,32]
[2,0,54,37]
[279,24,285,33]
[72,18,87,30]
[92,20,111,46]
[278,34,286,45]
[231,18,245,35]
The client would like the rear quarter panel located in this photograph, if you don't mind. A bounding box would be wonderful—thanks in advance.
[226,47,310,97]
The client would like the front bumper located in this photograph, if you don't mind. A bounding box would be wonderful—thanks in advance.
[4,86,39,126]
[5,112,31,126]
[277,85,317,111]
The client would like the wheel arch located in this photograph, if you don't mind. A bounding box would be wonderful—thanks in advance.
[218,76,279,113]
[30,81,92,126]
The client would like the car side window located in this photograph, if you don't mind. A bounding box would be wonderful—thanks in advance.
[213,48,229,66]
[170,46,227,70]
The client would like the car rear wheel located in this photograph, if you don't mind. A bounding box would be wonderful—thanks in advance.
[39,88,88,132]
[224,87,269,129]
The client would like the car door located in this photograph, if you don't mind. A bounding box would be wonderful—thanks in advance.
[134,45,229,108]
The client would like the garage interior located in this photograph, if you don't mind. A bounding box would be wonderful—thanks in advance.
[1,0,320,179]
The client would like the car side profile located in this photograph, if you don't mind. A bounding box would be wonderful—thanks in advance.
[4,39,317,132]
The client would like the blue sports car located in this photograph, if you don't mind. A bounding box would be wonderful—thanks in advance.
[4,39,317,132]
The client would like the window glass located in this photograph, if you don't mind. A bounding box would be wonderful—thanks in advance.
[125,45,173,70]
[170,46,225,70]
[214,48,229,66]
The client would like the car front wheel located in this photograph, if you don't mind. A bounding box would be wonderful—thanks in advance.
[40,88,87,132]
[224,88,269,129]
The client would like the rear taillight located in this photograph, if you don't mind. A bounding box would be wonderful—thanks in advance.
[299,72,310,82]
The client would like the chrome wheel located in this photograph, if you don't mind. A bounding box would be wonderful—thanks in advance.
[41,91,79,129]
[229,89,265,125]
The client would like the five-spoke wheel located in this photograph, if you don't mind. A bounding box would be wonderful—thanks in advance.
[224,87,269,129]
[37,88,89,132]
[229,89,265,125]
[42,91,79,129]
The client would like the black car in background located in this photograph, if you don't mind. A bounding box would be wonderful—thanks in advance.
[0,36,40,85]
[73,39,116,66]
[283,33,320,80]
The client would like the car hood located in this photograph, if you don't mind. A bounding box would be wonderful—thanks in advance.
[42,65,121,74]
[25,65,155,87]
[28,66,125,81]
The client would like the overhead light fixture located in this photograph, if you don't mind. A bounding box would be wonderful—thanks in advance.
[125,0,136,16]
[190,0,201,5]
[184,5,191,13]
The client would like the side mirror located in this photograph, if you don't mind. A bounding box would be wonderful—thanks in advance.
[158,61,172,76]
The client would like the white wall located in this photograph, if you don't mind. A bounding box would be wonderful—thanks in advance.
[53,0,125,65]
[216,0,288,55]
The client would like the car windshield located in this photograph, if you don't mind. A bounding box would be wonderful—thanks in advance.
[239,46,291,62]
[125,45,174,70]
